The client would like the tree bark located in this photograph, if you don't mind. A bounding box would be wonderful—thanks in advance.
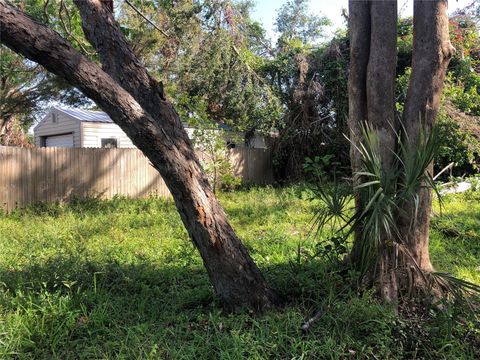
[401,0,455,272]
[348,0,397,171]
[366,1,398,171]
[348,0,454,301]
[0,116,9,137]
[347,0,370,176]
[367,0,398,302]
[347,0,370,264]
[348,1,398,301]
[0,0,277,311]
[0,114,14,141]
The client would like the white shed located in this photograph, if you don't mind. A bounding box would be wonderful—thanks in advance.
[34,107,136,148]
[34,107,269,149]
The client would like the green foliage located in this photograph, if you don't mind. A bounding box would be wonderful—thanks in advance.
[397,18,413,75]
[175,25,282,133]
[116,0,282,135]
[8,1,478,183]
[0,188,478,358]
[265,31,350,180]
[274,0,330,43]
[192,124,242,193]
[444,79,480,116]
[441,15,480,117]
[8,0,281,137]
[350,123,446,275]
[396,67,480,177]
[313,235,349,265]
[14,0,95,56]
[395,67,411,113]
[308,122,444,277]
[1,0,92,139]
[0,46,87,135]
[394,13,480,178]
[303,155,352,239]
[436,109,480,175]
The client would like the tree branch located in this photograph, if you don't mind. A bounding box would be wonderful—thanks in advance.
[124,0,169,38]
[58,0,94,56]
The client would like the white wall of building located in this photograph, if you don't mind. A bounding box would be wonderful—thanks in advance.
[81,122,136,148]
[34,109,81,147]
[34,109,268,149]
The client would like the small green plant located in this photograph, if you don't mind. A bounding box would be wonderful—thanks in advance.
[313,236,349,264]
[436,109,480,176]
[303,155,353,237]
[303,155,335,180]
[465,174,480,193]
[192,124,242,193]
[303,155,353,265]
[346,122,445,274]
[444,81,480,116]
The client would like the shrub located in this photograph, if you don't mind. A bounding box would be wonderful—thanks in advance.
[192,125,242,193]
[436,106,480,177]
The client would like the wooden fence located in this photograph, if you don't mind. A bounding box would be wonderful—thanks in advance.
[0,146,273,212]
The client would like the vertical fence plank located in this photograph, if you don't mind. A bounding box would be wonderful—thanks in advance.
[0,146,272,211]
[0,148,5,211]
[5,147,12,211]
[111,148,117,197]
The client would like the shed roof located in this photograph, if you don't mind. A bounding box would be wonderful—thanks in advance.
[36,107,240,133]
[58,108,113,123]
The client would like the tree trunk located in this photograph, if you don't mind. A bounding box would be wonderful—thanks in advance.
[401,0,455,273]
[347,0,370,176]
[0,0,277,311]
[347,0,370,264]
[367,0,398,302]
[348,0,397,170]
[348,1,398,301]
[348,0,454,301]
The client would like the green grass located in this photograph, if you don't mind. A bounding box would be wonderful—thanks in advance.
[0,186,479,359]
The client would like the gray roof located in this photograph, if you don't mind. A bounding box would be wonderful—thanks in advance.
[57,108,188,128]
[54,108,234,131]
[58,108,113,123]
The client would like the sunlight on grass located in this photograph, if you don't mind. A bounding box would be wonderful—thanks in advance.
[0,187,478,359]
[431,192,480,284]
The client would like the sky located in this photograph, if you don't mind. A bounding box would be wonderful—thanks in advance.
[251,0,474,41]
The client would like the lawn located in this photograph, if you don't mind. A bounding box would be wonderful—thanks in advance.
[0,186,479,359]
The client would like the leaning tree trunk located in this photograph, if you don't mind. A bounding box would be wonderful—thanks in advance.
[0,0,277,311]
[348,0,454,301]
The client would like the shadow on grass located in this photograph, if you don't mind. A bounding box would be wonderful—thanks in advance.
[1,254,478,359]
[0,254,331,316]
[0,254,339,358]
[1,192,479,359]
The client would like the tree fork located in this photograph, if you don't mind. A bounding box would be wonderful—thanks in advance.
[348,0,454,301]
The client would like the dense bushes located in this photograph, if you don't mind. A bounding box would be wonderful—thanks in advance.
[436,106,480,176]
